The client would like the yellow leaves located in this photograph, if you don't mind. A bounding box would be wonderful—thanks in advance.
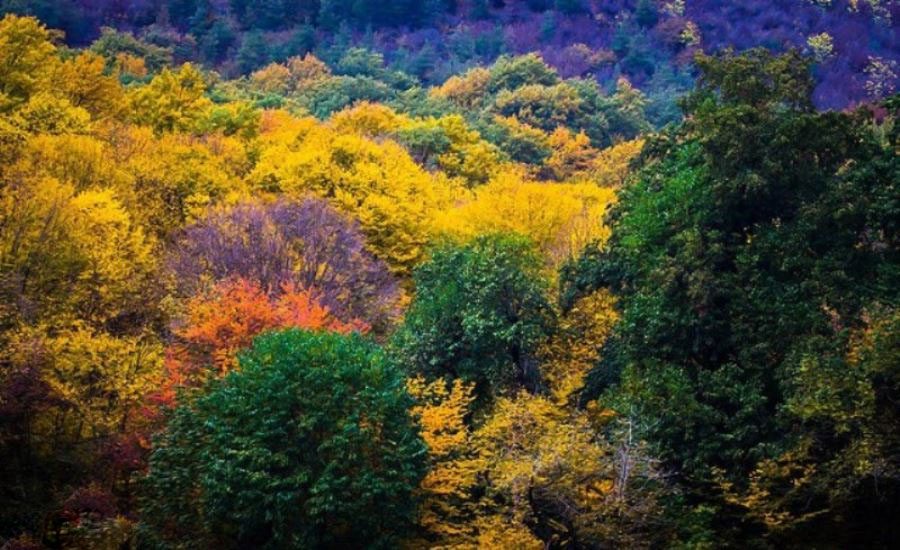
[541,290,618,404]
[431,67,490,109]
[251,63,292,94]
[430,114,503,186]
[249,54,332,95]
[128,63,212,134]
[115,53,147,79]
[16,134,130,191]
[286,53,332,86]
[435,168,617,270]
[407,378,624,547]
[466,393,612,544]
[330,101,409,136]
[114,126,244,236]
[53,51,125,119]
[10,323,163,438]
[408,377,475,462]
[407,377,481,542]
[545,127,597,181]
[591,138,645,187]
[13,91,92,134]
[249,119,458,274]
[68,188,155,322]
[471,515,543,549]
[0,14,59,111]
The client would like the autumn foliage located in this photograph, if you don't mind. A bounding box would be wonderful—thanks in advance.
[0,11,897,549]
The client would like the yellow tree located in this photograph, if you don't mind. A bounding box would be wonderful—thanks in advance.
[590,138,645,187]
[544,127,598,181]
[53,51,125,120]
[540,290,619,405]
[0,14,59,111]
[128,64,212,134]
[435,168,617,270]
[248,120,458,274]
[8,324,164,444]
[406,377,480,544]
[67,188,156,324]
[430,67,490,109]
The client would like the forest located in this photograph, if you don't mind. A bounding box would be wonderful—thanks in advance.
[0,1,897,548]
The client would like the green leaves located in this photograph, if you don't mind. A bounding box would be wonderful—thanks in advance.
[392,234,556,402]
[141,329,426,549]
[565,50,900,545]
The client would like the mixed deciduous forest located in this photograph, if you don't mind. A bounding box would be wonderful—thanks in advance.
[0,1,897,548]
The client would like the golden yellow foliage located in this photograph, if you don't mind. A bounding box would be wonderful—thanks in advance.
[9,324,163,439]
[249,120,458,273]
[544,126,598,181]
[0,14,59,111]
[113,126,244,237]
[431,67,490,109]
[330,101,409,136]
[14,91,92,134]
[115,52,148,79]
[435,168,617,270]
[53,51,125,119]
[431,114,503,186]
[540,290,619,404]
[15,134,130,191]
[68,188,155,322]
[591,138,644,187]
[463,393,613,547]
[407,377,481,542]
[128,63,212,134]
[251,62,292,94]
[286,53,332,86]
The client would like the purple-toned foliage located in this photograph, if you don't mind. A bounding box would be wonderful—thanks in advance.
[3,0,896,109]
[170,197,401,329]
[62,485,118,521]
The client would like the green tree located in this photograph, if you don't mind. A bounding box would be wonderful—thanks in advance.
[565,50,899,545]
[392,234,556,402]
[141,329,427,549]
[236,30,271,73]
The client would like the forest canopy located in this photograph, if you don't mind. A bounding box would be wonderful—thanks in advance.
[0,6,898,549]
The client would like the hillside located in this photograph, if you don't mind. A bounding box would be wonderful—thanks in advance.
[0,5,898,550]
[3,0,898,116]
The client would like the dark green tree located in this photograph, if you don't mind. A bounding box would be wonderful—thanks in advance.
[141,329,427,549]
[635,0,659,28]
[554,0,586,15]
[236,30,270,73]
[392,234,556,402]
[564,50,899,545]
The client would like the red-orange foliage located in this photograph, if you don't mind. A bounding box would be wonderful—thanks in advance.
[157,278,368,404]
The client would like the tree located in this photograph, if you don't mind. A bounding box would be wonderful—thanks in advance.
[406,376,479,544]
[128,63,212,134]
[434,168,617,270]
[247,119,457,274]
[0,14,58,112]
[565,50,899,545]
[52,52,125,120]
[236,30,271,73]
[141,329,427,548]
[487,54,560,94]
[170,198,401,330]
[392,234,555,401]
[164,277,367,388]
